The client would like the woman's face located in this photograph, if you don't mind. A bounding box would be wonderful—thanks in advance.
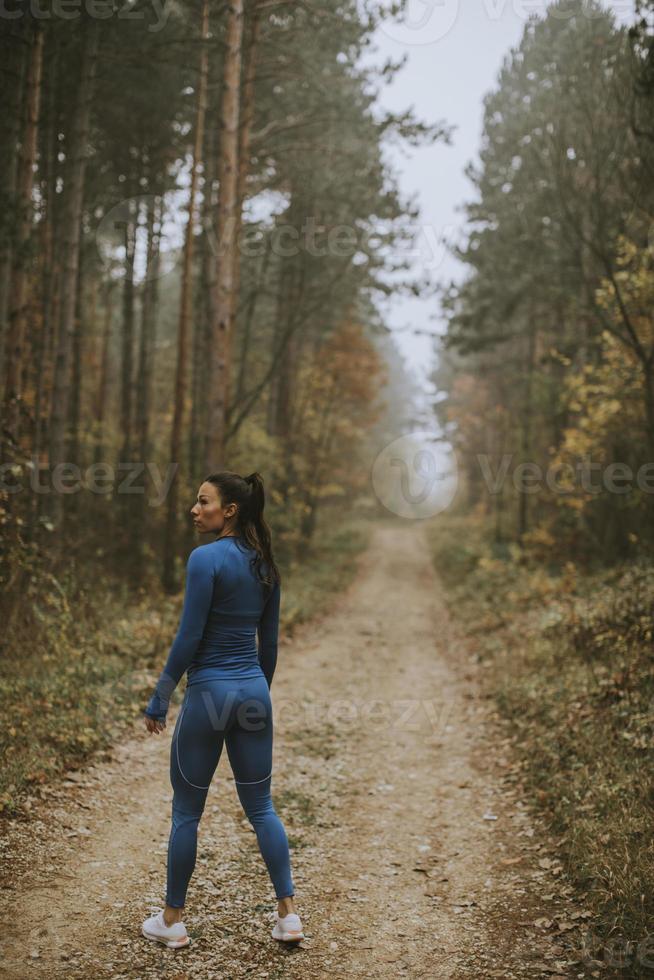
[190,482,237,535]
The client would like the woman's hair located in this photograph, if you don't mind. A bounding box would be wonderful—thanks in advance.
[203,470,280,589]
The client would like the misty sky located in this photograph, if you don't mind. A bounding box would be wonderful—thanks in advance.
[365,0,637,394]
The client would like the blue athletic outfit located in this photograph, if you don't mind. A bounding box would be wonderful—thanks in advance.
[143,535,294,907]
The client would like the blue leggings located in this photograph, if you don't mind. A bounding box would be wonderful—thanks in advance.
[166,674,295,907]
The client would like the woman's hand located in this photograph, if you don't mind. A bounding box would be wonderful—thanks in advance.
[144,715,167,734]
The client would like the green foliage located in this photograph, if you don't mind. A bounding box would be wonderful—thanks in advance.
[437,0,654,562]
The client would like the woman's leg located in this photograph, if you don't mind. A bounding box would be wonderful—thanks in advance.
[166,683,234,910]
[226,676,295,902]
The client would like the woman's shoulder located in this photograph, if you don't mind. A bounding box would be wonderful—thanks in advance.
[188,539,235,562]
[186,539,242,577]
[188,542,218,564]
[196,537,252,560]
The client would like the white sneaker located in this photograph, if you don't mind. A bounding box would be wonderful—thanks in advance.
[270,910,304,942]
[141,909,191,949]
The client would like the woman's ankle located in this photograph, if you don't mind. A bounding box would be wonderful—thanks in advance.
[277,896,296,917]
[164,905,184,925]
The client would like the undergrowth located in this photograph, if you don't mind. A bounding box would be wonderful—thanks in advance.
[427,513,654,977]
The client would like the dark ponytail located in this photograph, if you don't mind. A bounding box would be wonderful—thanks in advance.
[242,470,280,589]
[204,470,280,590]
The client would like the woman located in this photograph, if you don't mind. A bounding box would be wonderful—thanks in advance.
[140,470,304,949]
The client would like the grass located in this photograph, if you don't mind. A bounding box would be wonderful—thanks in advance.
[426,512,654,976]
[0,516,372,818]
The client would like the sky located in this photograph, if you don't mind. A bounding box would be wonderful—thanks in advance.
[363,0,638,399]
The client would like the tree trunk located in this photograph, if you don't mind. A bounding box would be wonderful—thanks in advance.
[234,238,271,406]
[119,196,137,464]
[164,0,210,592]
[94,282,114,466]
[136,194,161,462]
[33,34,60,503]
[204,0,245,472]
[190,115,216,491]
[2,22,44,458]
[641,358,654,463]
[517,323,536,540]
[64,242,85,532]
[68,242,84,467]
[270,207,305,441]
[47,19,98,530]
[226,0,263,399]
[131,192,162,581]
[0,21,29,396]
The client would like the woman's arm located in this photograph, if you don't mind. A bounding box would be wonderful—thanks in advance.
[257,580,281,689]
[143,545,215,722]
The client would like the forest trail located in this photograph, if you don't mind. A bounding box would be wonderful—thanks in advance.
[1,524,590,979]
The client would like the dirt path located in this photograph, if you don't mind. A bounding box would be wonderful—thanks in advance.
[1,524,594,979]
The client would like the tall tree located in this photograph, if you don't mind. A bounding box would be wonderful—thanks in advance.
[1,21,43,457]
[164,0,211,591]
[0,19,29,397]
[205,0,245,471]
[47,17,99,531]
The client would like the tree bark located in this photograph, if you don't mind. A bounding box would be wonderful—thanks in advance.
[517,322,536,540]
[93,282,114,466]
[47,19,99,530]
[136,193,161,463]
[33,34,60,500]
[226,0,263,380]
[164,0,210,592]
[68,242,84,468]
[234,238,271,406]
[204,0,245,472]
[129,191,162,580]
[119,196,137,464]
[191,115,217,491]
[0,20,29,397]
[64,242,86,530]
[2,22,43,457]
[642,358,654,463]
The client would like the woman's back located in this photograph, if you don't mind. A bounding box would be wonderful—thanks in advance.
[187,536,281,683]
[145,535,281,718]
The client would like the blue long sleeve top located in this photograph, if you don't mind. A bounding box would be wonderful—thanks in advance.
[143,536,281,722]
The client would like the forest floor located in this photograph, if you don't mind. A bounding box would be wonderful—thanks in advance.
[1,523,601,979]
